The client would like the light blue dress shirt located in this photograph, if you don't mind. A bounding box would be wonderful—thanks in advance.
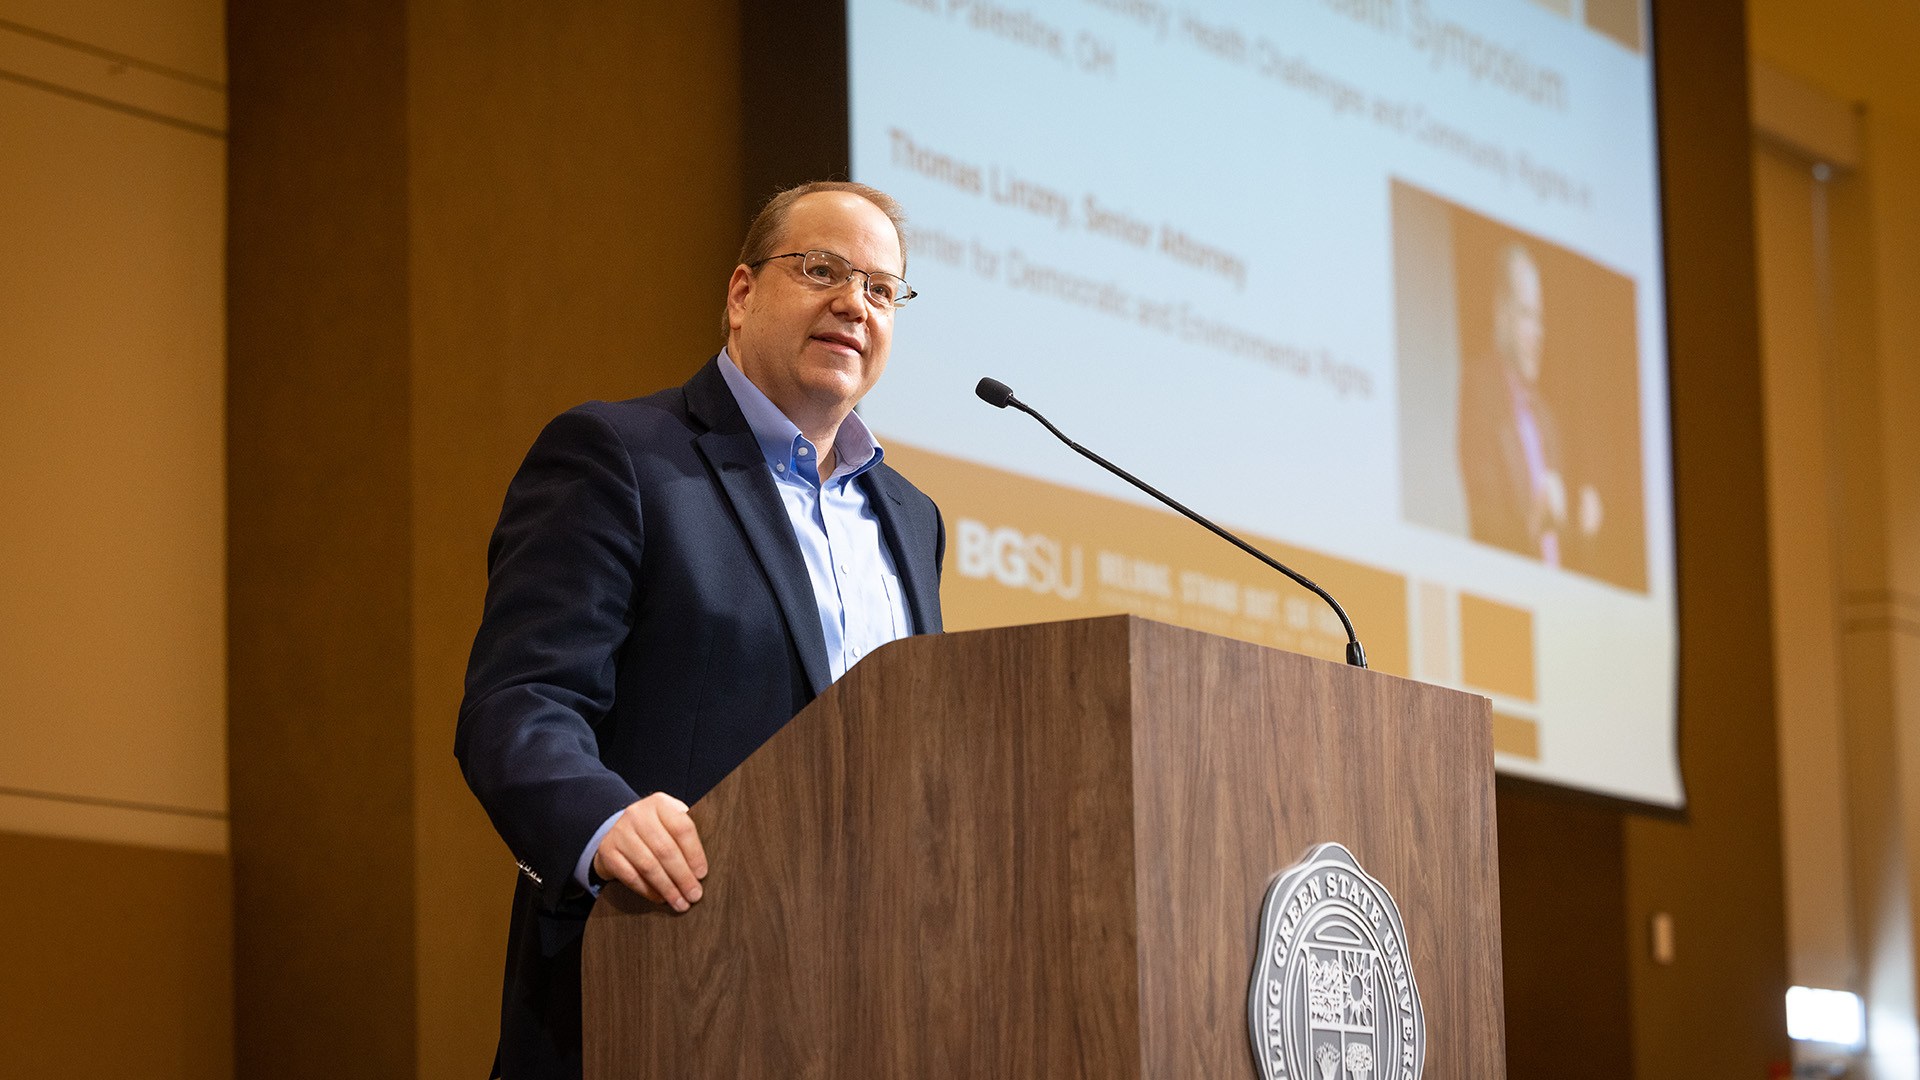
[574,350,912,892]
[714,349,912,677]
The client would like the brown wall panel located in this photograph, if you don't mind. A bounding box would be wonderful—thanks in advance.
[0,832,232,1079]
[1625,0,1791,1073]
[1496,781,1631,1078]
[406,3,743,1075]
[227,3,416,1077]
[230,2,745,1075]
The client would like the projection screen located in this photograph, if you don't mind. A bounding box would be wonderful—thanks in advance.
[844,0,1680,807]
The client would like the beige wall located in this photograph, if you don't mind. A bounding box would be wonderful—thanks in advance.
[0,1,230,1076]
[0,0,226,852]
[1755,132,1857,995]
[1749,1,1920,1073]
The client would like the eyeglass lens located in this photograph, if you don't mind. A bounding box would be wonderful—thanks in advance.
[801,250,912,307]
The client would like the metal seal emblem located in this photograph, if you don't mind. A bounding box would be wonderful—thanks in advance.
[1248,843,1425,1080]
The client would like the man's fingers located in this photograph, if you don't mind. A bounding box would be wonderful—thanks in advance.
[602,826,682,909]
[593,793,708,912]
[596,849,661,904]
[664,808,709,879]
[618,830,687,911]
[637,814,703,905]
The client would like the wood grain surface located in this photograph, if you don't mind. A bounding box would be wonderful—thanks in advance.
[583,615,1504,1078]
[1125,618,1505,1078]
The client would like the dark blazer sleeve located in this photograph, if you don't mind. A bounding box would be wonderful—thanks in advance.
[456,405,645,909]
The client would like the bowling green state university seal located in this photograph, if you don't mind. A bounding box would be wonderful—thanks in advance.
[1247,843,1425,1080]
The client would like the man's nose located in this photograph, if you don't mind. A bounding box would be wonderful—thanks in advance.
[826,274,872,318]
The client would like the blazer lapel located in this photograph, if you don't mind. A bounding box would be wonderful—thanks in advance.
[685,361,834,695]
[864,464,944,635]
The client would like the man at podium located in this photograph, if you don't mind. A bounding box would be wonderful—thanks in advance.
[455,181,946,1079]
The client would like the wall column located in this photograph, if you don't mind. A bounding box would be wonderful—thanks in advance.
[228,3,741,1075]
[1829,108,1920,1078]
[227,3,416,1075]
[1623,1,1792,1074]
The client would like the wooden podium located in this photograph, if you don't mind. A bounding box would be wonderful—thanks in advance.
[583,616,1505,1077]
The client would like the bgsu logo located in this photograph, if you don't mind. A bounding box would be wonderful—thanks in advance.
[955,518,1084,599]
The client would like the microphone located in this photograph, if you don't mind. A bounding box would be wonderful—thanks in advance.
[974,376,1368,668]
[976,377,1017,409]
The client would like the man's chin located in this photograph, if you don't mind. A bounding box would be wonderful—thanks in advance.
[794,366,876,410]
[801,378,865,410]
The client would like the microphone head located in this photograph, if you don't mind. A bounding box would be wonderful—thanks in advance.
[975,377,1016,408]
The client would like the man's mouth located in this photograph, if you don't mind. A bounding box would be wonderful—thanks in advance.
[812,331,863,355]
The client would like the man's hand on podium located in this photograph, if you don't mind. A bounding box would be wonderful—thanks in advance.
[592,792,709,912]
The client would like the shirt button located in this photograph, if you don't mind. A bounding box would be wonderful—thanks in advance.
[775,463,786,473]
[797,446,810,457]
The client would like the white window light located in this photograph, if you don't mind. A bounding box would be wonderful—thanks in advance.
[1787,986,1865,1049]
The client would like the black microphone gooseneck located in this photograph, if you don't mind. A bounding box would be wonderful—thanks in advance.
[974,377,1368,669]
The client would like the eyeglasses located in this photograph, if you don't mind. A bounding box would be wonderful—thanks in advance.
[749,249,917,310]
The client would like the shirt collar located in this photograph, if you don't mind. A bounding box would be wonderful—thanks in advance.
[716,348,884,482]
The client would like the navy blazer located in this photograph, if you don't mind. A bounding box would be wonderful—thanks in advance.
[456,356,944,1079]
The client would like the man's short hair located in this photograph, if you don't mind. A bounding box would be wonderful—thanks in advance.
[722,180,909,340]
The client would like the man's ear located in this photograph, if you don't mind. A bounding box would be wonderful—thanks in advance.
[725,264,755,334]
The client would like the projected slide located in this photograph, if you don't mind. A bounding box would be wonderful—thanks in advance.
[848,0,1679,806]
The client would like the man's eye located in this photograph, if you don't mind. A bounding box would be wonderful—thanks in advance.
[868,281,899,303]
[804,263,839,284]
